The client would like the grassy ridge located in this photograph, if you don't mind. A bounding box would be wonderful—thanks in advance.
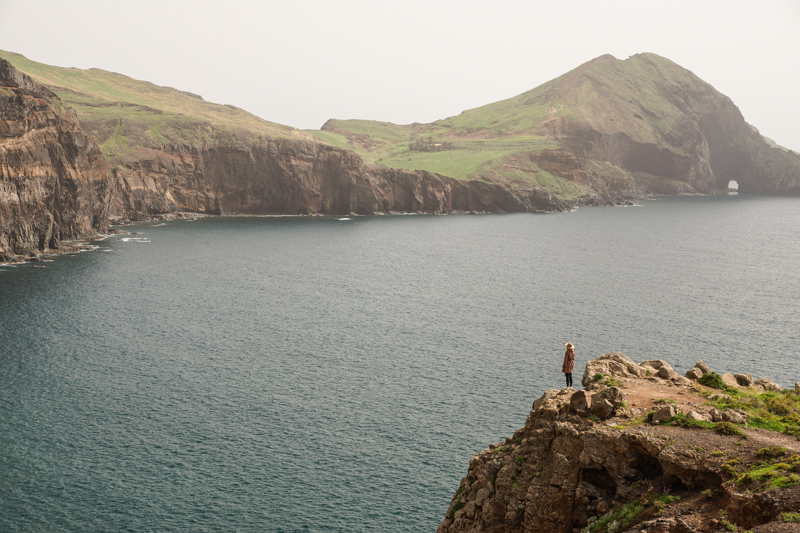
[307,53,728,196]
[2,50,734,200]
[0,50,309,158]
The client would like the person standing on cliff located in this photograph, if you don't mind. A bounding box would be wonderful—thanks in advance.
[562,342,575,388]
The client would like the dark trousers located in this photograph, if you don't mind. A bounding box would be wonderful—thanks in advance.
[565,373,572,387]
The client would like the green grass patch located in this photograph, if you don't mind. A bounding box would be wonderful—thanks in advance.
[715,422,746,437]
[703,388,800,437]
[672,414,716,429]
[783,512,800,522]
[593,373,623,388]
[757,446,787,459]
[581,501,644,532]
[698,372,729,390]
[448,500,464,520]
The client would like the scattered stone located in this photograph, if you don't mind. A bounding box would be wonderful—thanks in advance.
[671,375,693,387]
[708,393,732,401]
[734,373,755,387]
[652,404,678,424]
[755,377,782,391]
[686,410,712,422]
[635,517,697,533]
[685,367,703,380]
[796,382,800,391]
[721,409,748,424]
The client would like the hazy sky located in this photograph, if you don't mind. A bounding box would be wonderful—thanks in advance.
[1,0,799,150]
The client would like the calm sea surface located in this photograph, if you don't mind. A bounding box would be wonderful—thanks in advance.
[1,194,799,532]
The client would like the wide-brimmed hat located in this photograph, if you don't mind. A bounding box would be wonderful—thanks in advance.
[565,342,574,350]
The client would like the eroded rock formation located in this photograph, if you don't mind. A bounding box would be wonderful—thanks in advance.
[0,59,109,257]
[110,136,567,219]
[439,353,800,533]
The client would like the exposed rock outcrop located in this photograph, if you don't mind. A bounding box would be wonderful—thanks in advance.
[0,59,109,257]
[109,136,567,219]
[540,54,800,197]
[439,354,800,533]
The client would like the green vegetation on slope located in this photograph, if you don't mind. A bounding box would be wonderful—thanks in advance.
[0,50,309,161]
[305,53,725,197]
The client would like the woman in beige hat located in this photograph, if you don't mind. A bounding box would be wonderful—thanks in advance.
[562,342,575,388]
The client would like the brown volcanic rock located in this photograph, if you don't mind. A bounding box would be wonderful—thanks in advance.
[110,134,567,218]
[439,353,800,533]
[0,59,109,254]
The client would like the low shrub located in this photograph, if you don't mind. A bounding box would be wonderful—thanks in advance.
[715,422,746,437]
[698,372,727,389]
[757,446,787,458]
[581,501,644,532]
[448,501,464,519]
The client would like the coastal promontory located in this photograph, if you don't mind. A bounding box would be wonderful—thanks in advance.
[439,353,800,532]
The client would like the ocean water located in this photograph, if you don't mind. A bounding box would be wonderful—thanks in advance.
[1,194,799,532]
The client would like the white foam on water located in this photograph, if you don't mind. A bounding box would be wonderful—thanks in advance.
[337,218,353,221]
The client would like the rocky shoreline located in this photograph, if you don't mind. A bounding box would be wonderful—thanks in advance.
[439,353,800,533]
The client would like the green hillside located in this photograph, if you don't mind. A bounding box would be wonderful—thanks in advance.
[308,53,735,198]
[0,50,309,161]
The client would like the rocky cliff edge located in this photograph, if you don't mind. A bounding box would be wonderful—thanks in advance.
[439,353,800,533]
[0,58,109,260]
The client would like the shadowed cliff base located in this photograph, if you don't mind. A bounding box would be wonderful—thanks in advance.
[0,58,110,259]
[440,353,800,533]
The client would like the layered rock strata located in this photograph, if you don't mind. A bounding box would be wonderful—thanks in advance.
[439,353,800,533]
[110,137,568,219]
[0,59,109,258]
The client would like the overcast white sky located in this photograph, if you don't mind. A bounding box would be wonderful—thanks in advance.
[1,0,798,150]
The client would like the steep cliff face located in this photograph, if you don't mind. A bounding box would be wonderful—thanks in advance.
[0,59,109,257]
[110,135,568,218]
[318,53,800,201]
[544,54,800,196]
[439,353,800,533]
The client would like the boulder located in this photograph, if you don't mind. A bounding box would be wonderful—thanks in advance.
[734,373,755,387]
[640,360,679,380]
[652,405,678,424]
[721,409,748,424]
[694,361,711,375]
[581,352,645,388]
[726,491,779,530]
[569,390,591,415]
[685,368,703,380]
[590,398,614,420]
[596,386,625,409]
[796,382,799,391]
[686,410,712,422]
[720,373,740,389]
[755,377,782,391]
[708,393,732,401]
[709,407,722,422]
[671,376,693,387]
